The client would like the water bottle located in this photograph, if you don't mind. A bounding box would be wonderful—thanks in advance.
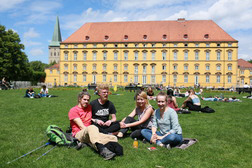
[133,138,138,148]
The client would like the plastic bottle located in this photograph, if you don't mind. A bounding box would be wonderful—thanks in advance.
[133,138,138,148]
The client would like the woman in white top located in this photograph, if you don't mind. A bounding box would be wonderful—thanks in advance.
[118,91,154,139]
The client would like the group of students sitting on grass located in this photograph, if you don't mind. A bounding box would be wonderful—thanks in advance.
[68,84,183,160]
[25,85,52,98]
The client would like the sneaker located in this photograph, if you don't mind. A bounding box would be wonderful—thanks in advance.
[117,132,123,138]
[100,147,116,160]
[165,144,171,149]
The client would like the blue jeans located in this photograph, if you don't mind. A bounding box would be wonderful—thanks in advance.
[38,93,48,97]
[141,129,183,147]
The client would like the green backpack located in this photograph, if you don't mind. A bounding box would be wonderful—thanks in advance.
[46,125,76,146]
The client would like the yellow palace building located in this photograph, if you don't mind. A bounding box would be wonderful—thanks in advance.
[45,18,238,88]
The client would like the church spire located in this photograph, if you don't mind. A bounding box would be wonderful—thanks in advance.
[49,16,62,46]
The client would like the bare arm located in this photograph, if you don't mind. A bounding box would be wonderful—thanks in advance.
[125,107,153,128]
[172,97,178,108]
[73,118,86,130]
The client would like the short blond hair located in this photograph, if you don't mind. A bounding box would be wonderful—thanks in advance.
[98,84,109,91]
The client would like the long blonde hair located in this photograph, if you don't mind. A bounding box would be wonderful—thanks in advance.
[135,90,149,107]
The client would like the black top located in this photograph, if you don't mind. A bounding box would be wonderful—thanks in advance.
[90,99,116,122]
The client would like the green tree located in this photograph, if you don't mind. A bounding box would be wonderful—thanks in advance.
[248,60,252,64]
[0,25,31,81]
[29,61,47,72]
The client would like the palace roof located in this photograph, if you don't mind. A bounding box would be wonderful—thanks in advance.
[62,19,237,43]
[238,59,252,69]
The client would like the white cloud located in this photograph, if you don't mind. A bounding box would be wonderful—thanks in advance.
[165,10,188,20]
[29,48,44,56]
[0,0,26,12]
[23,40,42,47]
[24,28,40,38]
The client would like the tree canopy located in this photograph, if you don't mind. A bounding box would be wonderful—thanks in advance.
[0,25,31,81]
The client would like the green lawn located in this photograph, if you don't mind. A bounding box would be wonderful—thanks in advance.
[0,88,252,168]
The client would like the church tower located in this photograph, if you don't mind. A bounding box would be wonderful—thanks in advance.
[48,16,62,63]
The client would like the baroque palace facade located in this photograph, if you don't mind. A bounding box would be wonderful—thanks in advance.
[45,18,238,88]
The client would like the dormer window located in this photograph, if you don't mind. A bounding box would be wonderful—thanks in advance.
[124,35,128,40]
[184,34,188,39]
[204,34,209,39]
[163,34,167,40]
[143,35,147,40]
[104,35,109,40]
[85,36,90,40]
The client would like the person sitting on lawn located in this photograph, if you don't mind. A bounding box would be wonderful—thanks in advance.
[146,86,155,100]
[167,89,180,112]
[141,92,183,149]
[117,90,154,139]
[25,87,35,98]
[181,89,201,111]
[90,84,121,134]
[68,91,119,160]
[39,85,49,97]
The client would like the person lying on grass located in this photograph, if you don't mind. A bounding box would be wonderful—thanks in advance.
[141,92,183,149]
[68,91,119,160]
[202,96,241,102]
[117,90,154,139]
[90,84,121,134]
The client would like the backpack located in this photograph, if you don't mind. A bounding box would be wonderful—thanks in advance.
[201,106,215,113]
[46,125,76,146]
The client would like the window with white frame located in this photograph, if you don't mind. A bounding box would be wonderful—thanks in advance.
[64,53,68,61]
[134,75,138,83]
[64,45,68,48]
[143,43,147,47]
[241,70,244,75]
[74,65,77,71]
[83,52,87,61]
[124,44,128,47]
[206,43,210,47]
[151,52,155,60]
[93,52,97,60]
[162,75,166,83]
[217,65,221,71]
[92,74,96,84]
[206,51,210,60]
[143,52,147,60]
[195,51,199,60]
[93,64,96,70]
[162,65,166,71]
[103,75,106,82]
[142,75,147,84]
[64,74,68,82]
[217,75,220,83]
[124,75,128,82]
[74,74,77,82]
[135,44,138,47]
[173,52,177,60]
[217,51,221,60]
[124,52,128,60]
[114,64,118,71]
[195,65,199,70]
[206,65,210,71]
[163,43,166,47]
[103,52,107,61]
[228,43,232,47]
[174,44,177,47]
[50,70,52,74]
[134,65,138,74]
[83,75,86,82]
[250,71,252,75]
[228,75,231,83]
[134,51,138,60]
[228,51,232,60]
[124,64,128,70]
[74,44,78,48]
[114,52,118,60]
[64,64,68,70]
[152,43,155,47]
[74,52,77,61]
[93,44,97,48]
[250,78,252,85]
[151,65,155,74]
[114,44,118,48]
[184,75,188,83]
[206,75,210,83]
[173,75,177,83]
[143,65,147,74]
[241,78,244,85]
[103,44,107,48]
[83,65,86,70]
[195,43,199,47]
[228,65,232,71]
[184,51,188,60]
[162,51,166,60]
[184,65,188,71]
[83,44,87,48]
[114,75,117,82]
[103,64,107,70]
[151,75,156,84]
[174,65,177,70]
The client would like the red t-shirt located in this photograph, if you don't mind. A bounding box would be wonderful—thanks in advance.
[68,105,92,137]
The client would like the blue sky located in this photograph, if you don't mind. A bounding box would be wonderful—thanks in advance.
[1,0,252,63]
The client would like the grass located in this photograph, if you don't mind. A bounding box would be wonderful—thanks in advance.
[0,88,252,168]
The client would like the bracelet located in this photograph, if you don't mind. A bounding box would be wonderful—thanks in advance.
[95,119,98,124]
